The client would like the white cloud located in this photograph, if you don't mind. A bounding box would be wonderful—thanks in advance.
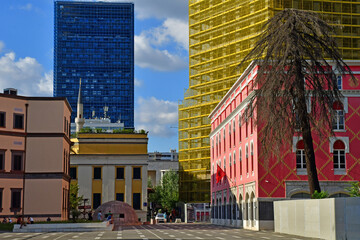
[134,78,143,87]
[135,97,178,138]
[148,18,189,50]
[19,3,33,11]
[135,34,187,71]
[0,51,53,96]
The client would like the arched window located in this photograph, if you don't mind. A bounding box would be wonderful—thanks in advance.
[238,114,242,142]
[223,128,226,152]
[229,123,231,148]
[223,156,226,183]
[233,120,236,145]
[245,144,249,175]
[329,192,350,198]
[332,101,344,130]
[296,140,306,174]
[233,151,236,178]
[250,142,254,175]
[290,192,311,199]
[229,154,232,178]
[239,148,242,177]
[333,140,346,174]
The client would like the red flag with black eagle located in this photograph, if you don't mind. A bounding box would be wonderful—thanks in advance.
[216,165,226,183]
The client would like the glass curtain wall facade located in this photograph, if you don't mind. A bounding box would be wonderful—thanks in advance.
[179,0,360,203]
[54,1,134,128]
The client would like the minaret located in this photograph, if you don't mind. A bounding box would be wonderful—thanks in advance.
[75,78,85,132]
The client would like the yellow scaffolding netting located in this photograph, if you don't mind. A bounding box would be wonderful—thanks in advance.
[179,0,360,203]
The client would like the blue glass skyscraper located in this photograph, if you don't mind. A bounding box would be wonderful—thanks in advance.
[54,1,134,128]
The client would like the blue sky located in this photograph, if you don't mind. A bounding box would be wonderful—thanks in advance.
[0,0,189,152]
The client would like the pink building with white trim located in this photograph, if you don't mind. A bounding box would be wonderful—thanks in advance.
[209,61,360,230]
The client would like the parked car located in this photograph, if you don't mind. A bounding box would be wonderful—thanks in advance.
[155,213,166,223]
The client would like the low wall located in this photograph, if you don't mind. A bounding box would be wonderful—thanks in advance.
[13,222,112,233]
[274,198,360,240]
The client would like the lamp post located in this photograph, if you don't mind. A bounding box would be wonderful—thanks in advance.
[82,198,89,219]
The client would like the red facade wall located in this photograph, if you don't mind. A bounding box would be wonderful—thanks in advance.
[210,62,360,203]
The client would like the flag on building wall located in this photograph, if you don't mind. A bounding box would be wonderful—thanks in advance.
[216,165,226,183]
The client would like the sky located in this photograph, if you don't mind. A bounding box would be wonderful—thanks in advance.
[0,0,189,152]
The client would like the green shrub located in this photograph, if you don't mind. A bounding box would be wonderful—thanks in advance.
[312,190,329,199]
[95,128,104,133]
[79,127,93,133]
[345,182,360,197]
[0,223,15,231]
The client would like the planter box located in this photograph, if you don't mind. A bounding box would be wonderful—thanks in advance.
[274,198,360,240]
[13,222,112,233]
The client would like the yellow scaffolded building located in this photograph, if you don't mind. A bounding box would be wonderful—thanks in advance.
[179,0,360,202]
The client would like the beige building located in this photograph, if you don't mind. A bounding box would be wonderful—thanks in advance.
[70,132,148,222]
[0,89,72,220]
[148,150,179,187]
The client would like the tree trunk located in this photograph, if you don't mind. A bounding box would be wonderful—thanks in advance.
[295,58,321,196]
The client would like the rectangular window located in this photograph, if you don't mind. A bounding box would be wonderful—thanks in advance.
[116,167,124,179]
[93,167,101,179]
[250,117,253,135]
[133,193,141,210]
[334,150,346,169]
[0,151,4,171]
[238,115,241,142]
[296,150,306,169]
[11,189,21,210]
[0,189,3,211]
[70,167,77,179]
[337,76,342,90]
[133,167,141,179]
[93,193,101,210]
[116,193,124,202]
[12,152,23,171]
[13,114,24,129]
[245,120,248,138]
[0,112,5,127]
[332,110,345,130]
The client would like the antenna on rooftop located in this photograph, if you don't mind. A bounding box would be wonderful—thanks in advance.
[103,106,108,119]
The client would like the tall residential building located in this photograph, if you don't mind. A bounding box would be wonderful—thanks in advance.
[0,88,71,221]
[54,1,134,128]
[179,0,360,203]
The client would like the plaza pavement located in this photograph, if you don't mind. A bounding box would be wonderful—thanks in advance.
[0,223,320,240]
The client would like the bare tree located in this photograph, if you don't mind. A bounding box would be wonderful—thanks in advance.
[238,9,356,195]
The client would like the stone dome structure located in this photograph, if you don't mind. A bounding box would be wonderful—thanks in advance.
[94,201,141,226]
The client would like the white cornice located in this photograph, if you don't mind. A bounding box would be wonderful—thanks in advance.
[209,91,255,138]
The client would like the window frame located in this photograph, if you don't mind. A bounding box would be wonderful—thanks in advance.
[336,75,342,90]
[333,141,346,175]
[93,167,102,180]
[0,188,3,211]
[0,112,5,128]
[69,167,77,180]
[11,151,23,172]
[116,193,124,202]
[333,110,345,130]
[116,167,125,180]
[11,188,22,211]
[13,113,24,130]
[133,167,141,180]
[0,150,5,171]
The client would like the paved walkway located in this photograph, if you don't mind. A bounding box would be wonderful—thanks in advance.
[0,223,321,239]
